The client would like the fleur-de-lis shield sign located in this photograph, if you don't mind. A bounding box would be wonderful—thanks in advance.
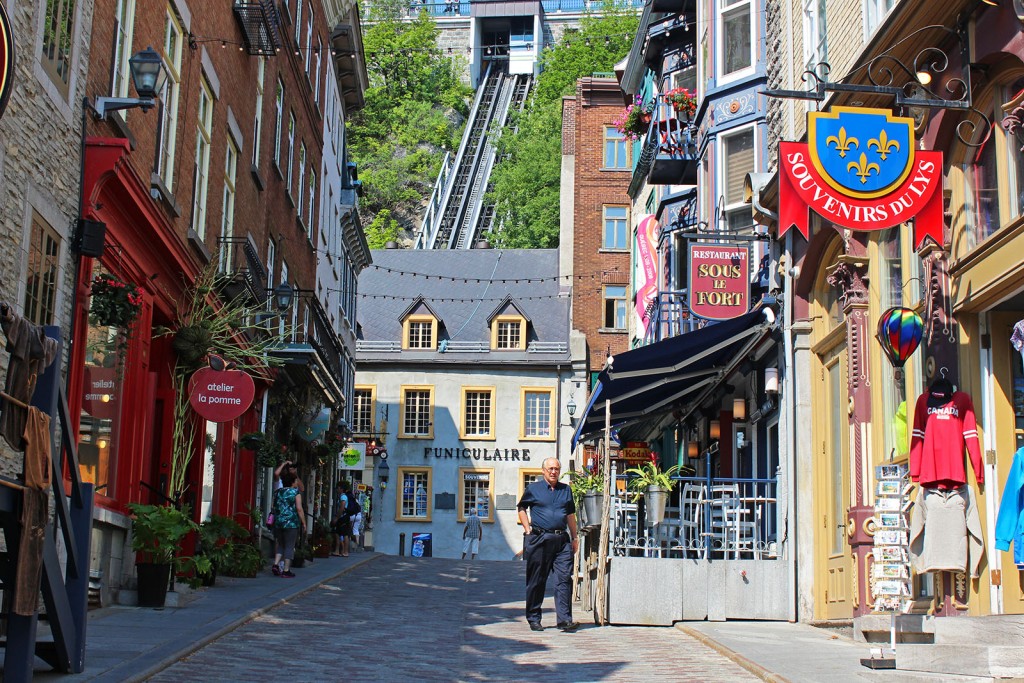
[809,108,915,199]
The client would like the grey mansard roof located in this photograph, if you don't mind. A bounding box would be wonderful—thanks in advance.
[356,249,571,365]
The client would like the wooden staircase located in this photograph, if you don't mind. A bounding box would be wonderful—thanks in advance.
[0,327,94,680]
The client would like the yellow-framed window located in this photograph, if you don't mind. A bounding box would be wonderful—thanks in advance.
[403,315,437,350]
[352,385,375,436]
[520,387,555,441]
[491,315,526,350]
[461,386,496,440]
[458,467,494,522]
[399,385,434,438]
[397,466,432,521]
[516,468,544,524]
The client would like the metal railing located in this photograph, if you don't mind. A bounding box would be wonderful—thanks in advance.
[602,468,780,561]
[292,292,346,384]
[216,236,268,305]
[643,290,705,344]
[364,0,645,20]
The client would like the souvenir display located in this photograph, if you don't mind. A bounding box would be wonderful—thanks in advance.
[872,464,912,614]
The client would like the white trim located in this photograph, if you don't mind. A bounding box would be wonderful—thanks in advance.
[226,106,245,152]
[717,0,756,86]
[200,47,221,99]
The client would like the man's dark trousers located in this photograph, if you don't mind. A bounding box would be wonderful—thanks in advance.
[524,531,573,625]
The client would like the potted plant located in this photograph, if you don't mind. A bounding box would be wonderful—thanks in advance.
[566,467,605,528]
[311,517,332,558]
[90,272,145,371]
[196,514,241,587]
[239,431,284,468]
[625,460,681,526]
[665,87,697,122]
[613,95,653,141]
[126,503,209,607]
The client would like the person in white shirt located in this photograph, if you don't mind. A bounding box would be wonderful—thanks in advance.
[462,507,483,559]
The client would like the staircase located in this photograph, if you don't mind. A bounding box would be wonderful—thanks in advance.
[0,327,94,679]
[894,615,1024,679]
[417,61,532,249]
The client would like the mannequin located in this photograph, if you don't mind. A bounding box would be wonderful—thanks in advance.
[908,371,985,578]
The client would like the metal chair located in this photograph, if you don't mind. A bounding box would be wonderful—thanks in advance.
[679,482,706,558]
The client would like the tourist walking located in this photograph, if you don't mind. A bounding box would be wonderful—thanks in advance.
[272,471,306,578]
[462,506,483,559]
[516,457,579,632]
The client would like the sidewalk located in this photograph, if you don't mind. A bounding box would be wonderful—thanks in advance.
[33,551,380,683]
[678,621,996,683]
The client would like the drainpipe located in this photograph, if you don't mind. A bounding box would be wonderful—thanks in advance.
[556,364,562,464]
[260,390,272,521]
[979,313,1002,613]
[784,230,798,623]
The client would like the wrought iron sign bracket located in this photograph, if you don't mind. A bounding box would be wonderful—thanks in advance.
[763,23,992,147]
[673,232,769,243]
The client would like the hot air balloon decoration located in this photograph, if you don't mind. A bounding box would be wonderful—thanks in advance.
[876,307,924,379]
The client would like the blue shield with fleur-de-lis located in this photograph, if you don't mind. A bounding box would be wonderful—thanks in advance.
[808,107,915,199]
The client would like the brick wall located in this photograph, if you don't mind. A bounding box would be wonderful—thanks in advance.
[570,78,633,373]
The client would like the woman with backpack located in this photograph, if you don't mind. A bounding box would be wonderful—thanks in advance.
[272,470,306,577]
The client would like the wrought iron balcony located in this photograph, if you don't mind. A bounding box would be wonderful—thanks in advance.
[647,95,698,186]
[650,0,695,14]
[643,290,705,344]
[272,292,347,405]
[644,14,694,70]
[216,236,269,306]
[233,0,282,56]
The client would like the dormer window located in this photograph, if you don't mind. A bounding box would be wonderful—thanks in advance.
[487,296,530,351]
[405,315,436,349]
[399,297,443,351]
[492,316,526,350]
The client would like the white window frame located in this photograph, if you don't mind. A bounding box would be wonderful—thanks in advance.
[157,7,184,189]
[252,57,265,168]
[461,387,496,440]
[307,167,316,240]
[400,386,434,438]
[297,142,306,218]
[603,205,629,250]
[718,123,758,232]
[305,5,314,76]
[294,0,303,47]
[191,77,215,239]
[314,37,322,105]
[286,112,296,196]
[219,138,239,271]
[603,126,630,169]
[863,0,896,39]
[802,0,827,74]
[273,78,284,168]
[717,0,755,84]
[521,387,555,441]
[602,285,627,330]
[111,0,137,99]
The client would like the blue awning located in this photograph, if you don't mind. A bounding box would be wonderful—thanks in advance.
[570,306,774,451]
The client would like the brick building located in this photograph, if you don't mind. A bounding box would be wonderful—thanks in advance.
[67,0,367,603]
[561,76,634,387]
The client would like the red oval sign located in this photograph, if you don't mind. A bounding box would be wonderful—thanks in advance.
[188,367,255,422]
[0,1,15,122]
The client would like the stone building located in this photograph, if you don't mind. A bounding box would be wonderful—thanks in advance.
[354,248,583,560]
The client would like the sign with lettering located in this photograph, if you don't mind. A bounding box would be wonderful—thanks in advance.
[188,366,255,422]
[779,107,943,248]
[634,214,659,335]
[688,243,750,321]
[340,442,365,470]
[619,441,651,462]
[82,365,118,421]
[425,446,532,462]
[0,2,15,121]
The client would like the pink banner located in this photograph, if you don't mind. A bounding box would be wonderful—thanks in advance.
[634,214,659,335]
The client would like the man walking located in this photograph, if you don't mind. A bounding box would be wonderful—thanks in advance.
[462,506,483,559]
[516,457,579,632]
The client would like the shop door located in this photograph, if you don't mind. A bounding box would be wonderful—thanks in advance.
[820,348,853,620]
[992,312,1024,613]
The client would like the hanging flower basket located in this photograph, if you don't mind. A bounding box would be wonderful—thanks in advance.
[90,273,143,329]
[666,87,697,121]
[613,96,654,141]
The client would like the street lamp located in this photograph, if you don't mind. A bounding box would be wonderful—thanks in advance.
[273,282,294,312]
[92,47,167,119]
[376,458,390,491]
[566,397,577,418]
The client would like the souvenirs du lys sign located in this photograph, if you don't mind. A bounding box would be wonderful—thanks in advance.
[779,107,943,248]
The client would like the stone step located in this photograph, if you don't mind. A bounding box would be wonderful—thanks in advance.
[897,643,1024,678]
[933,614,1024,647]
[854,613,935,643]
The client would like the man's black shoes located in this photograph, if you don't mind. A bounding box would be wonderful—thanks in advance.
[528,621,544,631]
[557,621,581,632]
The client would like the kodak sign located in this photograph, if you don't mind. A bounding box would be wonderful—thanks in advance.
[779,107,943,248]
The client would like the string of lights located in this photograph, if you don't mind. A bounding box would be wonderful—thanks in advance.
[362,262,622,284]
[358,292,572,302]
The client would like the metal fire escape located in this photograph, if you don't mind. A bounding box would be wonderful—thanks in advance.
[417,61,532,249]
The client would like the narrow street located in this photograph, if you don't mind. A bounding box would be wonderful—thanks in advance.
[146,556,758,682]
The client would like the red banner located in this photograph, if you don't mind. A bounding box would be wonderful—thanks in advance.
[688,243,750,321]
[188,367,255,423]
[779,142,943,249]
[0,1,14,121]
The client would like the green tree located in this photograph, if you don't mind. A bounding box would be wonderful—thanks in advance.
[349,9,472,228]
[364,209,402,249]
[489,2,639,249]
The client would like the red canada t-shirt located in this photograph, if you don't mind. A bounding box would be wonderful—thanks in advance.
[909,390,984,488]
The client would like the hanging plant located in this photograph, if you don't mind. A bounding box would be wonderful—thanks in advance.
[613,95,653,142]
[90,273,143,329]
[665,87,698,119]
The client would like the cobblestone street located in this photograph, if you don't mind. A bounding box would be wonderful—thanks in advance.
[147,555,758,682]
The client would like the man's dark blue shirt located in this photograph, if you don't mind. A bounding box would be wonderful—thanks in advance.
[517,480,575,531]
